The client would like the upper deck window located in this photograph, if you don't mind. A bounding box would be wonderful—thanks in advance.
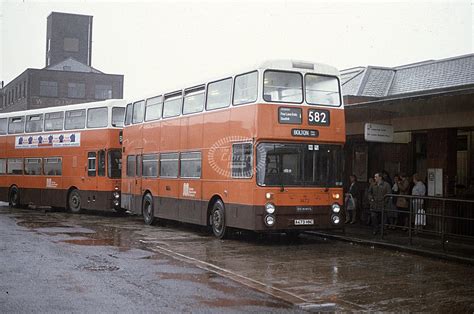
[26,114,44,133]
[163,92,182,118]
[233,71,258,105]
[124,103,133,126]
[8,116,25,134]
[65,109,86,130]
[207,78,232,110]
[112,107,125,127]
[183,86,205,115]
[132,100,145,124]
[44,111,64,131]
[0,118,7,135]
[263,71,303,103]
[145,96,163,122]
[87,107,108,128]
[305,74,341,106]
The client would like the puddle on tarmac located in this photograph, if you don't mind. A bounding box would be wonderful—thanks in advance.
[63,238,116,246]
[197,296,288,309]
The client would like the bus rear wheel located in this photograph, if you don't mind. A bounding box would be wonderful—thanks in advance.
[142,193,155,225]
[211,199,227,239]
[8,186,20,208]
[67,189,82,213]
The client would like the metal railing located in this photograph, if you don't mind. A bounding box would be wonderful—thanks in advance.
[379,194,474,250]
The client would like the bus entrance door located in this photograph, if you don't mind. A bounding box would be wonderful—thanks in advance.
[131,150,143,212]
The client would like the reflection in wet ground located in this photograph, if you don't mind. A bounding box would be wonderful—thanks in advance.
[2,206,473,312]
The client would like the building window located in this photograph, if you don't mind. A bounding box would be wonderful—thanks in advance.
[23,81,27,98]
[39,81,58,97]
[63,37,79,52]
[68,83,85,98]
[95,85,112,100]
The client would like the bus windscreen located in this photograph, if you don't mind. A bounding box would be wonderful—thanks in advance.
[257,143,343,187]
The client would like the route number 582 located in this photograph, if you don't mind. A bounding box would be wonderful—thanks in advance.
[308,109,330,126]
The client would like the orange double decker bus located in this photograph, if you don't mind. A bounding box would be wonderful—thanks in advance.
[122,60,345,238]
[0,100,126,212]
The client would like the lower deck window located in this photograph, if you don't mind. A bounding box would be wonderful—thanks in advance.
[160,153,179,178]
[142,154,158,177]
[180,152,201,178]
[44,158,62,176]
[0,159,6,174]
[24,158,42,175]
[7,158,23,175]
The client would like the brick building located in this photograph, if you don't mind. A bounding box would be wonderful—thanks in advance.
[341,54,474,197]
[0,12,123,113]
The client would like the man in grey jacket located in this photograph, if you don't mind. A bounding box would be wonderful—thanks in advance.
[368,172,392,235]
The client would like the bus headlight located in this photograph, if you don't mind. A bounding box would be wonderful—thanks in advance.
[331,214,341,225]
[265,192,273,200]
[264,214,276,227]
[265,203,276,214]
[113,191,120,199]
[332,203,341,213]
[332,193,341,200]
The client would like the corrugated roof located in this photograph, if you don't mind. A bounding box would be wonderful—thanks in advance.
[341,53,474,98]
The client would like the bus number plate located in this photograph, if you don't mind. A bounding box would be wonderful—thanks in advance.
[294,219,314,225]
[308,109,330,126]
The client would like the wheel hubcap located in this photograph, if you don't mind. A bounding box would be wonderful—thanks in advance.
[213,210,222,231]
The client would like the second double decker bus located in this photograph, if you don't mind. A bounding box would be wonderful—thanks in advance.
[122,60,345,238]
[0,100,126,212]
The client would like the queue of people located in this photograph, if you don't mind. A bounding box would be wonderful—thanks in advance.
[345,171,426,234]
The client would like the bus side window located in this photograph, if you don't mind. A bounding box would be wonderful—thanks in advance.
[0,118,7,135]
[98,150,106,176]
[26,114,44,133]
[8,116,25,134]
[124,103,133,126]
[0,159,6,174]
[132,100,145,124]
[232,143,253,178]
[163,92,183,118]
[44,157,62,176]
[87,107,108,128]
[88,152,97,177]
[44,111,64,131]
[65,109,86,130]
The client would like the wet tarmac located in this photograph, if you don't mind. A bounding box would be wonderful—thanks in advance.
[1,204,473,312]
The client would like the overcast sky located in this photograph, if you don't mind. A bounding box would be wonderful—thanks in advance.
[1,0,472,99]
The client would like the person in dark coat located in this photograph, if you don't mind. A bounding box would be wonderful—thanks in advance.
[368,172,392,235]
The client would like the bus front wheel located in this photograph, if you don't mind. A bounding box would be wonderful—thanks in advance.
[142,193,155,225]
[9,186,20,208]
[68,189,82,213]
[211,199,227,239]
